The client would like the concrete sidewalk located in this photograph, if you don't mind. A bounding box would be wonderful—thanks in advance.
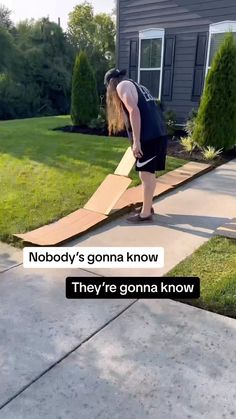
[0,299,235,419]
[0,159,235,418]
[69,159,236,277]
[0,242,22,273]
[0,264,134,409]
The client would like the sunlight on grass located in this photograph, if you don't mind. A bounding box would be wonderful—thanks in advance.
[0,116,187,242]
[168,236,236,318]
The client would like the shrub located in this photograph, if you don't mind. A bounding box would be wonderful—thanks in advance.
[164,110,177,137]
[89,114,107,130]
[185,109,198,137]
[0,74,41,120]
[71,51,99,126]
[99,106,107,122]
[185,119,196,137]
[193,33,236,151]
[201,146,223,161]
[180,136,197,153]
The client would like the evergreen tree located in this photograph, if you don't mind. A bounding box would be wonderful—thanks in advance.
[0,26,14,71]
[193,32,236,150]
[71,51,99,126]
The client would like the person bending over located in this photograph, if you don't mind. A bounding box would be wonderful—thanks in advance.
[104,68,168,222]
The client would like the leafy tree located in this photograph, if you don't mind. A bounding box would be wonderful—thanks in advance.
[93,13,116,57]
[111,2,117,18]
[0,4,13,30]
[71,51,99,126]
[0,74,41,119]
[0,2,115,120]
[193,33,236,150]
[14,18,74,116]
[0,17,75,120]
[68,2,95,51]
[0,26,14,71]
[68,2,116,95]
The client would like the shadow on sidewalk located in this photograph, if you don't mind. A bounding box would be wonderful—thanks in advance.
[117,213,230,240]
[0,252,21,274]
[73,213,230,242]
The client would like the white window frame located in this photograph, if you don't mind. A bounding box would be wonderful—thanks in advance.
[205,21,236,75]
[138,28,165,99]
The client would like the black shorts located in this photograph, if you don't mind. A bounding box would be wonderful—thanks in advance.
[135,136,168,173]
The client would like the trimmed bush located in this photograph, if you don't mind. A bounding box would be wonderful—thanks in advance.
[164,110,177,137]
[201,146,223,161]
[185,109,198,137]
[71,51,99,126]
[193,33,236,151]
[180,136,197,154]
[88,113,107,130]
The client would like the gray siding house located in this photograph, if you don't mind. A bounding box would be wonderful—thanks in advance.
[117,0,236,123]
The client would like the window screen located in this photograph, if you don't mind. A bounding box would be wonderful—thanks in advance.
[209,32,236,65]
[139,37,163,98]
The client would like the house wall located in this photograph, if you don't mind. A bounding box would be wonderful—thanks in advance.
[118,0,236,123]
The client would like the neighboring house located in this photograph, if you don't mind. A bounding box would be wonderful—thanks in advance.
[116,0,236,124]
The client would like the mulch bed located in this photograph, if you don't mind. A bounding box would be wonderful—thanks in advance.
[168,133,235,166]
[53,125,236,166]
[52,125,127,138]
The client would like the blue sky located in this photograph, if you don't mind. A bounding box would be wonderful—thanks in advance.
[3,0,114,29]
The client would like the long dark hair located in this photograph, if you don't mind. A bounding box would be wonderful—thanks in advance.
[106,75,127,135]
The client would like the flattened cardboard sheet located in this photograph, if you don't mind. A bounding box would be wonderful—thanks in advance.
[114,147,136,177]
[15,209,107,246]
[84,174,132,215]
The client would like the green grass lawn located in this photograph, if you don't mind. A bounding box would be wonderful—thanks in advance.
[168,236,236,318]
[0,116,187,243]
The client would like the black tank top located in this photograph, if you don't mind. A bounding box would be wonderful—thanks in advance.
[122,80,167,143]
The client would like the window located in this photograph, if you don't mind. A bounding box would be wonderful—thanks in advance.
[138,29,165,99]
[206,21,236,73]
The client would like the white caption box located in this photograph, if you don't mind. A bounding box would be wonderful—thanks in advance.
[23,247,164,269]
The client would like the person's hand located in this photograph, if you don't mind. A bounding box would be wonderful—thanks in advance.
[132,142,143,159]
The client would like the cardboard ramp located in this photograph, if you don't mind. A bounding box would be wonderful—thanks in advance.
[113,180,173,212]
[215,218,236,239]
[14,159,214,246]
[158,162,211,186]
[114,147,136,177]
[15,174,132,246]
[14,209,108,246]
[84,174,132,215]
[176,162,212,177]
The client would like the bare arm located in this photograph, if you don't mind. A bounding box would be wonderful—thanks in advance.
[116,81,143,158]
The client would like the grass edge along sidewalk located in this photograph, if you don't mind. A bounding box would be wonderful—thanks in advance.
[0,116,187,245]
[167,236,236,319]
[14,160,213,247]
